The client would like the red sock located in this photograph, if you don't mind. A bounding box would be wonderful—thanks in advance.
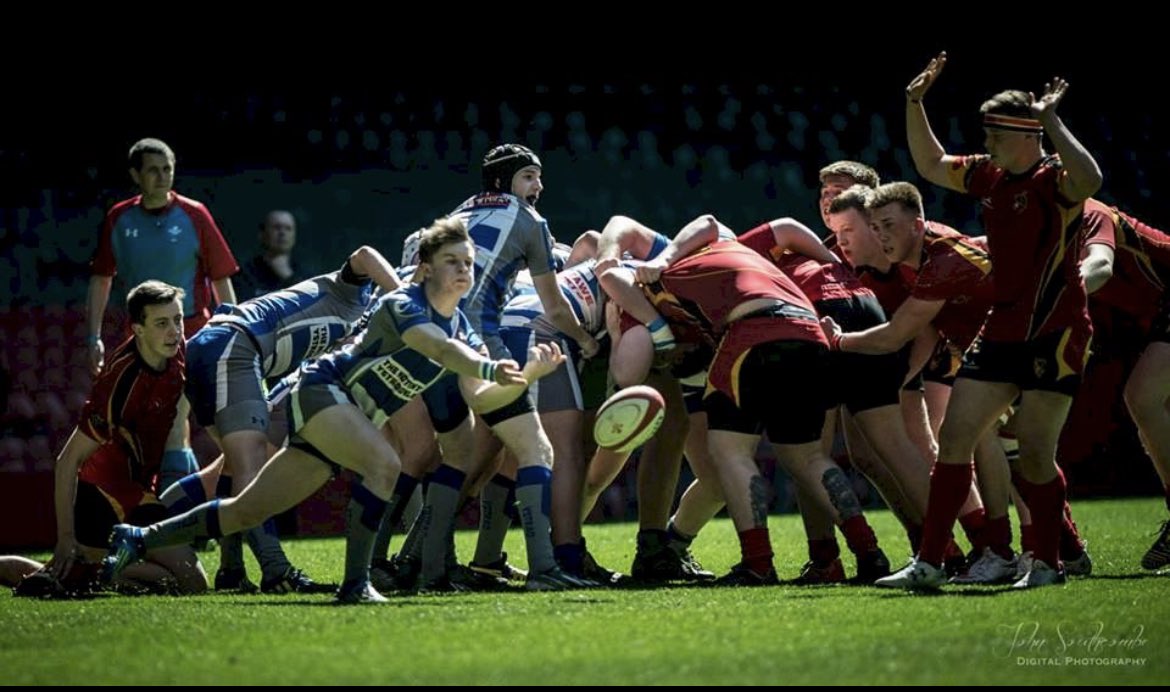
[984,515,1014,559]
[959,507,988,552]
[920,462,974,566]
[840,516,878,555]
[1015,475,1066,568]
[1020,523,1037,554]
[739,528,774,575]
[1060,502,1085,560]
[808,538,840,564]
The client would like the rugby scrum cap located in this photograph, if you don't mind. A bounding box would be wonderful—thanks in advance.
[482,143,542,192]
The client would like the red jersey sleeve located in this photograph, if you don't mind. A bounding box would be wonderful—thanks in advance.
[1081,200,1118,250]
[186,199,239,280]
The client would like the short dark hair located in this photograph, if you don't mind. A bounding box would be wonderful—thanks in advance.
[417,217,472,265]
[126,280,184,324]
[867,182,923,216]
[128,138,175,170]
[827,185,872,215]
[979,90,1033,120]
[819,161,880,189]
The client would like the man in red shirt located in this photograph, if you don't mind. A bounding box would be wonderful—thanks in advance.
[1080,199,1170,569]
[15,281,207,597]
[879,52,1102,589]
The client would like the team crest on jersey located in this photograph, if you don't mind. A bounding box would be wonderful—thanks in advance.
[1033,356,1048,379]
[474,193,512,208]
[1013,192,1029,213]
[392,299,423,319]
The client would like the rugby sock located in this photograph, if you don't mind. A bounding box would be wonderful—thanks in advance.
[157,448,199,495]
[1020,522,1037,555]
[516,466,556,574]
[245,520,292,583]
[143,499,224,550]
[372,472,420,562]
[985,514,1014,560]
[738,528,773,575]
[1060,500,1086,561]
[808,537,840,564]
[419,465,466,582]
[216,476,245,572]
[159,473,207,515]
[919,461,974,566]
[343,480,389,587]
[473,475,515,566]
[958,507,988,552]
[1014,474,1065,568]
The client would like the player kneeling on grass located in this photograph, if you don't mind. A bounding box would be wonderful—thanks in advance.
[16,281,207,598]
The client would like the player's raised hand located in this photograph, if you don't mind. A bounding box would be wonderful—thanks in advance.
[906,51,947,103]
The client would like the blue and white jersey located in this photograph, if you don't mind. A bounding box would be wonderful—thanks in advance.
[448,192,557,338]
[207,265,374,378]
[306,283,482,427]
[500,260,605,339]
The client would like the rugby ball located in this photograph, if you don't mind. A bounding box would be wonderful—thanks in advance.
[593,385,666,453]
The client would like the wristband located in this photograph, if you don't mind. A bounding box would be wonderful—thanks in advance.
[478,360,498,382]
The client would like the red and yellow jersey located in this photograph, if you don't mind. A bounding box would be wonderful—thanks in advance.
[899,222,994,350]
[78,338,185,490]
[645,240,826,347]
[1081,199,1170,325]
[944,154,1089,341]
[738,223,871,303]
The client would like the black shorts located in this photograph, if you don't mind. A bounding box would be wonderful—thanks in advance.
[703,340,828,445]
[923,338,963,387]
[74,481,169,549]
[958,327,1090,396]
[817,295,907,413]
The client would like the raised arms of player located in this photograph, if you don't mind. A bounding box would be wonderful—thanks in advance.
[905,52,965,192]
[1030,78,1103,202]
[49,428,102,580]
[822,295,946,355]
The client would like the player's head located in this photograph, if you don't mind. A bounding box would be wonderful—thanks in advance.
[127,280,185,363]
[482,143,543,205]
[418,217,475,296]
[818,161,879,229]
[867,182,925,265]
[980,90,1043,171]
[259,210,297,254]
[827,185,883,268]
[128,138,176,200]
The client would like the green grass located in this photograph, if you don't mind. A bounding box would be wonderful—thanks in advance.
[2,498,1166,684]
